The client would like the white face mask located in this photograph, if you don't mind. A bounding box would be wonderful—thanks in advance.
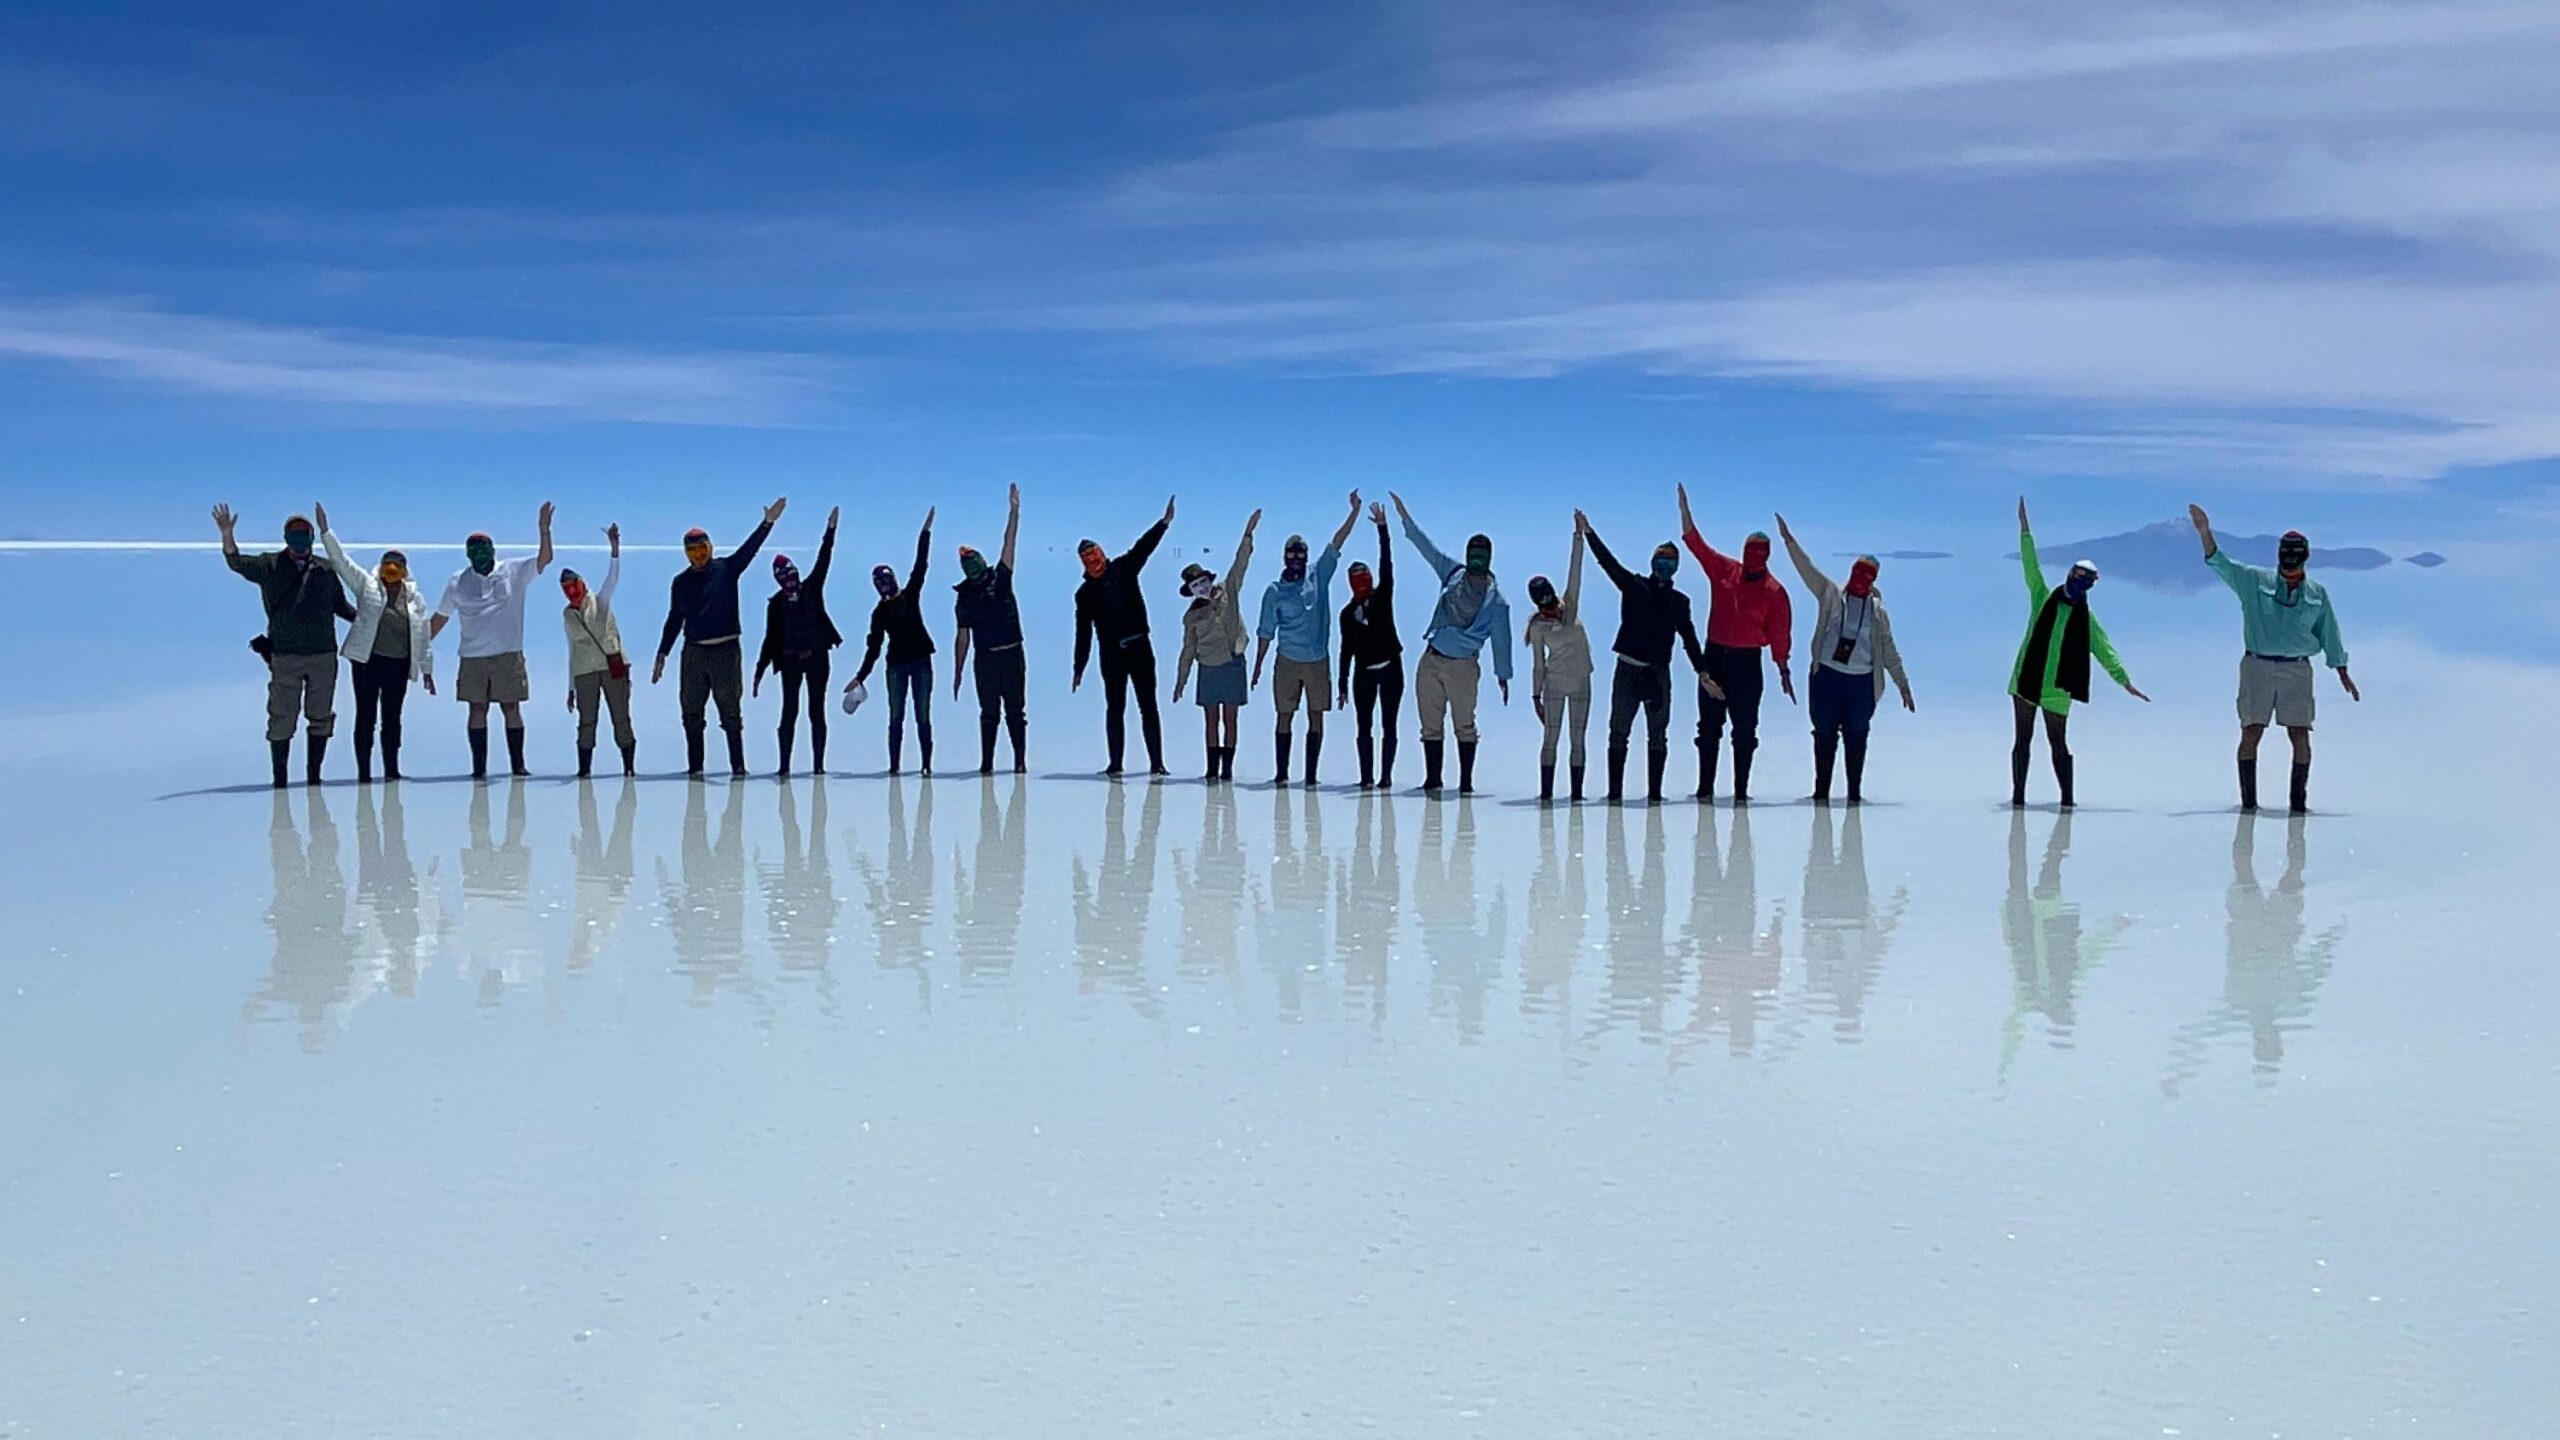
[1184,578,1215,601]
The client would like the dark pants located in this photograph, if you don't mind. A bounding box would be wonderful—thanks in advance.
[1608,657,1673,756]
[1808,665,1878,798]
[974,644,1028,768]
[1353,660,1404,780]
[776,651,831,757]
[2011,694,2070,801]
[351,653,411,762]
[1099,636,1164,770]
[1698,642,1765,749]
[680,643,746,735]
[887,658,933,768]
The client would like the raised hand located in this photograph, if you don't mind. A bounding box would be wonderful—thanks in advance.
[1573,508,1589,534]
[1161,496,1177,525]
[923,505,936,529]
[2187,503,2211,533]
[211,503,238,535]
[1390,491,1412,523]
[538,501,556,531]
[1008,483,1021,511]
[1346,490,1361,513]
[1245,508,1262,535]
[1773,512,1793,541]
[1368,502,1386,526]
[2017,496,2030,532]
[313,502,330,533]
[826,505,840,530]
[764,496,789,525]
[605,522,621,555]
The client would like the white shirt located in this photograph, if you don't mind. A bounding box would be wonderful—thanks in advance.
[1815,594,1877,675]
[435,555,542,658]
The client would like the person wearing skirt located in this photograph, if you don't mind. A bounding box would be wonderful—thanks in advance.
[1173,510,1261,781]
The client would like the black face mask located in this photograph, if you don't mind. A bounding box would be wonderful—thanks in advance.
[2278,537,2310,573]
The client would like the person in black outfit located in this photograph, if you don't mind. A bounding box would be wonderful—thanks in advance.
[216,503,355,788]
[951,484,1029,774]
[1335,502,1404,790]
[655,496,785,777]
[1072,495,1177,778]
[754,504,843,776]
[1577,510,1718,806]
[849,507,938,774]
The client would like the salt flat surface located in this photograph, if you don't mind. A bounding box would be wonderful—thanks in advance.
[1,552,2552,1438]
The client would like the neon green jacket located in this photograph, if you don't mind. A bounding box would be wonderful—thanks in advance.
[2006,532,2130,715]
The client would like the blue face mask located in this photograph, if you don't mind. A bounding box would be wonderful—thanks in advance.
[2063,569,2096,601]
[284,527,315,557]
[1650,553,1678,581]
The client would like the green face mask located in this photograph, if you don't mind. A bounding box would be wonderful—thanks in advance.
[466,539,497,575]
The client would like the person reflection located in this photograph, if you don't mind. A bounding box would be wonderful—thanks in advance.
[1073,779,1165,1019]
[1415,796,1506,1043]
[761,778,841,1011]
[245,789,361,1051]
[658,778,762,1014]
[1589,806,1677,1046]
[353,781,441,1000]
[569,777,638,975]
[1799,804,1906,1043]
[952,776,1029,988]
[1998,810,2131,1077]
[1175,780,1247,986]
[1518,805,1588,1027]
[850,776,937,1012]
[2165,814,2343,1094]
[1332,790,1400,1031]
[1682,806,1783,1060]
[460,778,538,1007]
[1254,783,1330,1022]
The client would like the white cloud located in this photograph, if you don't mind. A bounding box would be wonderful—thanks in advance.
[0,299,838,426]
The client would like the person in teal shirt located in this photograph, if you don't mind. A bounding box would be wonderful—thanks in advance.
[2189,504,2361,814]
[2008,498,2148,809]
[1252,492,1363,788]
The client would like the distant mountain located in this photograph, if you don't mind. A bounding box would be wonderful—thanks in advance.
[2016,519,2417,594]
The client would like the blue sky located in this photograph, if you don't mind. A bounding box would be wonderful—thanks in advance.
[6,0,2560,555]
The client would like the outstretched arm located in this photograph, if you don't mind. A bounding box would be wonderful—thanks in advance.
[1676,483,1736,579]
[1226,510,1258,596]
[1373,505,1393,590]
[1397,497,1458,581]
[810,507,839,588]
[534,501,556,574]
[854,608,887,685]
[2019,513,2049,606]
[1000,483,1021,572]
[1124,497,1175,573]
[317,509,367,593]
[1775,514,1834,599]
[1565,523,1591,616]
[732,497,786,571]
[2089,619,2143,700]
[1326,491,1360,563]
[909,508,933,592]
[1578,515,1628,593]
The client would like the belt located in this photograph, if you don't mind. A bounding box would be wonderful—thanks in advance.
[984,640,1022,653]
[2248,652,2309,664]
[1115,633,1149,649]
[1616,654,1653,668]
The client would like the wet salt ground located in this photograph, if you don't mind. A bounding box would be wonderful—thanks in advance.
[1,761,2553,1439]
[2,551,2556,1436]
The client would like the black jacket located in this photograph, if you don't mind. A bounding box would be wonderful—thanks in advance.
[1586,530,1706,671]
[856,524,936,680]
[658,520,773,656]
[228,549,352,656]
[1072,519,1170,679]
[756,525,842,676]
[1336,519,1403,688]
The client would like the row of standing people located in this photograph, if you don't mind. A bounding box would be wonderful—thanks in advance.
[217,487,2354,812]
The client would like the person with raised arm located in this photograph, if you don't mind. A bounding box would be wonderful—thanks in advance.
[561,522,637,778]
[1252,492,1362,789]
[1392,492,1512,795]
[845,507,936,774]
[1677,483,1793,805]
[2189,503,2358,814]
[315,501,434,784]
[654,497,783,778]
[1072,496,1177,778]
[755,505,843,776]
[1335,502,1404,790]
[1523,519,1593,805]
[2009,497,2148,809]
[216,504,354,788]
[428,502,555,780]
[1776,513,1912,806]
[1579,509,1718,807]
[951,484,1029,774]
[1173,510,1260,781]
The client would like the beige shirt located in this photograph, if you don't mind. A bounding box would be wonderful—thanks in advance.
[1175,532,1256,692]
[562,557,627,678]
[1525,530,1593,698]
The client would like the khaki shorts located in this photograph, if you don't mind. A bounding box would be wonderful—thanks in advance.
[1271,655,1330,718]
[2237,654,2314,728]
[456,651,531,705]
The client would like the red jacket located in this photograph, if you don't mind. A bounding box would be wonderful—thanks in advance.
[1682,527,1793,663]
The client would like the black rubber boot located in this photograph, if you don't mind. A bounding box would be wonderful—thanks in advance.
[1695,740,1718,801]
[1570,764,1586,803]
[1539,763,1556,805]
[1421,739,1445,793]
[1606,745,1629,805]
[2055,753,2075,810]
[2010,746,2031,808]
[812,724,828,774]
[1378,734,1397,790]
[888,724,904,775]
[917,728,931,775]
[725,727,748,777]
[1646,747,1667,806]
[776,728,794,778]
[2238,756,2259,812]
[1457,740,1478,794]
[506,726,530,778]
[685,728,706,777]
[1275,732,1293,787]
[356,742,373,786]
[381,741,401,782]
[620,742,637,777]
[1303,732,1322,788]
[1356,735,1376,789]
[980,713,1000,775]
[1812,734,1837,804]
[2289,762,2310,815]
[1731,739,1755,807]
[1844,730,1869,806]
[469,727,490,780]
[578,745,594,779]
[1009,718,1027,773]
[1205,747,1222,783]
[270,739,291,790]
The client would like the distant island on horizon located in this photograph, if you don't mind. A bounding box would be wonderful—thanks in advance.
[2016,519,2446,594]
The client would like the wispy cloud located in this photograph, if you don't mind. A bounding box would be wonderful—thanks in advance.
[0,299,840,426]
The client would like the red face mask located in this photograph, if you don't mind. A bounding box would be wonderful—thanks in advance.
[1742,538,1772,575]
[1845,560,1879,598]
[1347,566,1373,601]
[561,578,588,609]
[1079,545,1107,580]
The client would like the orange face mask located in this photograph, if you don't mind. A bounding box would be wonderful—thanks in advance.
[377,560,407,586]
